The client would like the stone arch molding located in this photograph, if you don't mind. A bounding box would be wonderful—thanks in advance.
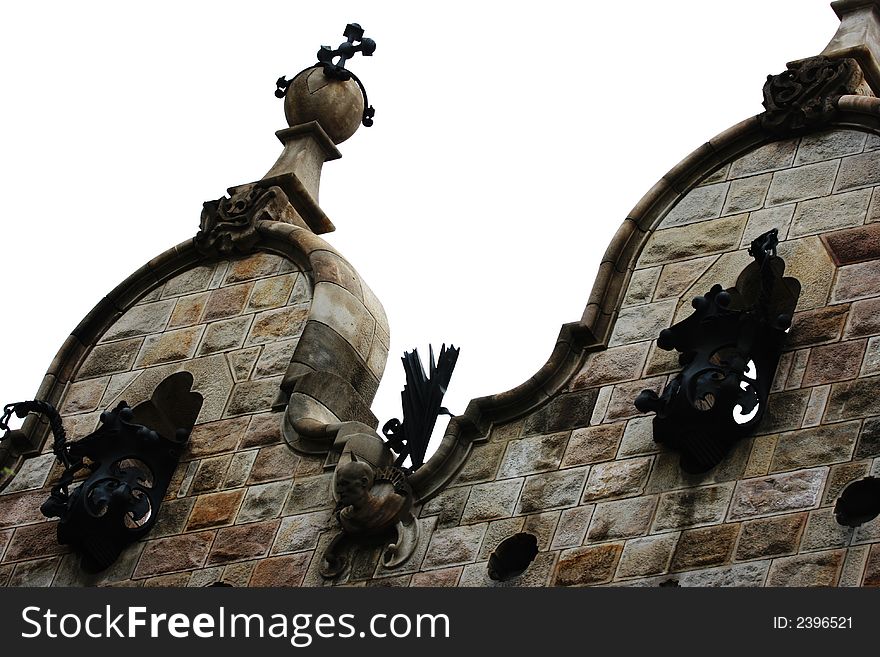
[0,182,389,488]
[407,96,880,503]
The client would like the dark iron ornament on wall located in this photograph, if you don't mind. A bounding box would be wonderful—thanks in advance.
[0,373,202,571]
[634,229,801,473]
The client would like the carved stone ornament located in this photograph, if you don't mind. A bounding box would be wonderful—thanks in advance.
[302,422,419,579]
[634,229,801,474]
[761,55,863,136]
[194,183,290,258]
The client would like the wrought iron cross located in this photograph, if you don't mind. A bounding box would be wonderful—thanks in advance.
[317,23,376,80]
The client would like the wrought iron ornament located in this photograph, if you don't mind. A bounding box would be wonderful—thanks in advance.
[275,23,376,127]
[382,344,459,471]
[634,229,801,473]
[1,374,201,571]
[761,55,862,136]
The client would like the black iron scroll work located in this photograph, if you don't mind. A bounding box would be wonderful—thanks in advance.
[382,344,460,471]
[634,229,801,473]
[0,374,201,571]
[275,23,376,127]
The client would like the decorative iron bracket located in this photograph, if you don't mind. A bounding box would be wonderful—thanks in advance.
[634,229,801,473]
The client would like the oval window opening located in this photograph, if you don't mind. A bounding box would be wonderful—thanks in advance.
[487,533,539,582]
[834,476,880,527]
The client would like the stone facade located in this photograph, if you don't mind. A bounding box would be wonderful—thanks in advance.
[2,7,880,587]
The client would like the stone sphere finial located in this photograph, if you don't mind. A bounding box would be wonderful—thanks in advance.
[283,66,365,144]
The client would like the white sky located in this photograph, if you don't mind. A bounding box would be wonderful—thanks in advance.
[0,1,837,451]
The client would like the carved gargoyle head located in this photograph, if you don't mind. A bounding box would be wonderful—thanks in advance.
[634,229,801,473]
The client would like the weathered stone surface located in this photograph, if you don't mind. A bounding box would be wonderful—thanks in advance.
[864,544,880,585]
[419,486,469,527]
[801,508,854,551]
[150,497,195,537]
[823,460,871,505]
[241,413,283,448]
[523,511,561,551]
[61,377,109,414]
[225,377,283,416]
[844,298,880,340]
[186,416,249,459]
[551,506,594,549]
[134,531,214,577]
[3,522,68,562]
[224,450,258,488]
[191,454,233,493]
[254,339,298,378]
[222,560,258,587]
[785,348,809,389]
[186,490,245,530]
[224,253,283,284]
[740,205,795,247]
[77,338,143,378]
[452,442,505,485]
[272,510,331,553]
[824,223,880,267]
[3,453,55,493]
[143,573,191,587]
[723,173,771,215]
[617,417,661,458]
[654,255,716,300]
[735,513,806,560]
[248,274,297,312]
[729,468,826,520]
[411,567,463,587]
[571,342,649,388]
[477,518,527,560]
[168,292,209,328]
[803,383,832,426]
[728,138,797,177]
[249,553,310,587]
[622,266,660,306]
[795,129,866,165]
[52,542,145,587]
[788,305,850,347]
[0,490,54,529]
[561,423,624,467]
[802,340,866,386]
[770,421,860,472]
[608,300,677,346]
[616,533,677,578]
[652,483,735,531]
[522,390,598,436]
[9,557,61,587]
[644,340,681,375]
[766,550,845,586]
[245,305,309,345]
[134,326,204,367]
[460,479,523,524]
[282,473,333,514]
[639,215,747,266]
[824,375,880,422]
[765,159,838,206]
[790,188,870,238]
[517,467,589,514]
[498,433,568,478]
[605,377,665,422]
[460,552,556,587]
[102,300,176,342]
[228,347,260,381]
[831,259,880,302]
[671,523,739,571]
[246,444,299,484]
[587,496,657,541]
[646,439,750,494]
[554,543,622,586]
[660,181,729,228]
[207,519,279,565]
[855,417,880,459]
[839,546,870,587]
[422,524,487,570]
[758,389,810,434]
[582,457,651,501]
[590,386,612,425]
[198,316,251,355]
[203,283,252,322]
[778,238,835,313]
[835,151,880,192]
[163,266,215,297]
[677,561,770,587]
